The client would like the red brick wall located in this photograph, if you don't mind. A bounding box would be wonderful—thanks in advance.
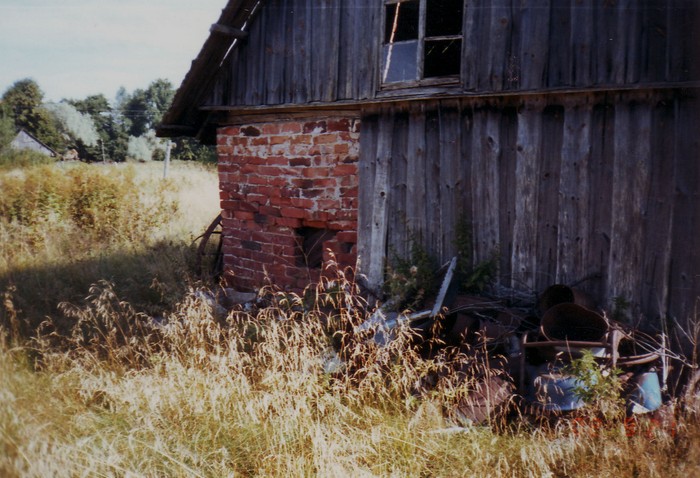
[217,117,360,291]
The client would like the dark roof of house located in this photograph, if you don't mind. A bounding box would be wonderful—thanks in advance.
[157,0,261,141]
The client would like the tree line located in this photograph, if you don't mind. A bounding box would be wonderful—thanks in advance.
[0,78,214,163]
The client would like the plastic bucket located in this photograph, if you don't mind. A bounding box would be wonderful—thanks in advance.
[627,370,662,414]
[533,371,588,412]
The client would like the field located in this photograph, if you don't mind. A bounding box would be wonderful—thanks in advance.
[1,159,700,477]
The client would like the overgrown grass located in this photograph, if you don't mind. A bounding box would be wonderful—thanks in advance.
[1,159,699,476]
[2,277,699,477]
[0,160,219,330]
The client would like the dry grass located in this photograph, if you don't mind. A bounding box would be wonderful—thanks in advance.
[1,160,700,477]
[2,273,700,477]
[0,160,219,328]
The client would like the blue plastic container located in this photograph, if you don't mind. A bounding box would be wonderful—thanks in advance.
[627,370,662,414]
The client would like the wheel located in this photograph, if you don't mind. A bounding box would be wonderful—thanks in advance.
[194,213,223,280]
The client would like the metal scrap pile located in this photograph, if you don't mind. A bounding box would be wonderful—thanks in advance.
[361,258,668,425]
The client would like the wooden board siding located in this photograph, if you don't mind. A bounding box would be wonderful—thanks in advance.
[357,89,700,327]
[203,0,698,110]
[211,0,379,108]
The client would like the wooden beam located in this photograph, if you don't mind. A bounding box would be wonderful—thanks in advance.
[210,23,249,39]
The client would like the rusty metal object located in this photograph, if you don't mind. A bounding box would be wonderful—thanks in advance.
[453,375,514,425]
[194,213,223,280]
[540,303,608,342]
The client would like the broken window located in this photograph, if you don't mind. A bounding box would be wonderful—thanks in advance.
[382,0,463,85]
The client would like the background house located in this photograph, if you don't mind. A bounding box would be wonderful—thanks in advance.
[159,0,700,339]
[10,128,57,157]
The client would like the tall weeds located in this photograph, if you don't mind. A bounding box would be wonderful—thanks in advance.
[1,161,699,476]
[0,161,218,330]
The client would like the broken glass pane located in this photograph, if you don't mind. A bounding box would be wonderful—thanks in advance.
[424,38,462,78]
[382,41,419,82]
[426,0,463,37]
[384,1,419,43]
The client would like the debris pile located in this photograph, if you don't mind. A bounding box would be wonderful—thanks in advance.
[357,258,669,425]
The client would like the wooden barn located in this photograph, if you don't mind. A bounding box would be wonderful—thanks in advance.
[159,0,700,333]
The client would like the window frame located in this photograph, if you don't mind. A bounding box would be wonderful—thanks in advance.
[379,0,464,90]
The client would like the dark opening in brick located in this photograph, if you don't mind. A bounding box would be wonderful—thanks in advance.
[295,227,336,268]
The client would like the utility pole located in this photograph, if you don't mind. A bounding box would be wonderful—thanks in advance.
[163,139,172,178]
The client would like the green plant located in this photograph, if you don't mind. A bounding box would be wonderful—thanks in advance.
[453,217,498,293]
[611,295,632,324]
[384,235,439,310]
[565,350,625,419]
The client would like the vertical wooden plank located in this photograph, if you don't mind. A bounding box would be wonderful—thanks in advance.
[570,0,593,87]
[608,98,653,317]
[461,0,481,90]
[640,95,676,321]
[387,111,410,261]
[221,47,238,105]
[622,0,642,84]
[641,0,668,83]
[438,101,462,261]
[498,105,518,284]
[306,0,340,103]
[487,0,512,91]
[666,0,700,83]
[458,103,474,225]
[536,104,564,289]
[424,106,442,258]
[471,105,501,266]
[283,0,296,104]
[264,0,285,105]
[309,0,326,102]
[406,104,428,245]
[292,0,311,103]
[457,103,474,271]
[556,101,592,286]
[356,0,380,100]
[586,99,615,305]
[594,0,616,85]
[472,0,493,91]
[356,111,379,287]
[244,6,265,105]
[610,0,639,85]
[511,99,544,290]
[547,0,571,88]
[234,31,249,104]
[518,0,551,90]
[366,110,394,290]
[336,0,353,100]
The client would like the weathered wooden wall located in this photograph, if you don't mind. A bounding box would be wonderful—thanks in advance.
[357,89,700,327]
[207,0,698,108]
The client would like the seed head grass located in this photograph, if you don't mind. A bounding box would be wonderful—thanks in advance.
[1,161,699,476]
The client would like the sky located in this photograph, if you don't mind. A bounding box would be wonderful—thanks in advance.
[0,0,227,103]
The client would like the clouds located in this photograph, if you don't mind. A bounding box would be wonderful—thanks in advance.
[0,0,224,102]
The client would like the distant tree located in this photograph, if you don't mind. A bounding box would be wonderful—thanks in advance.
[1,78,64,151]
[1,78,43,129]
[127,130,165,162]
[173,138,217,163]
[68,94,128,162]
[44,102,100,161]
[0,107,15,151]
[118,79,175,138]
